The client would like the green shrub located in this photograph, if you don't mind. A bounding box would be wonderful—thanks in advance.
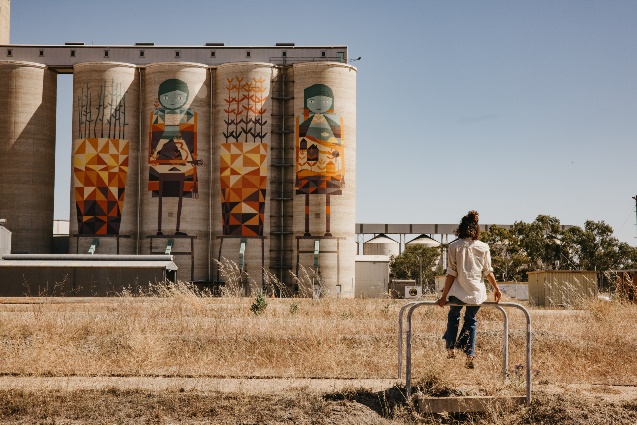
[250,292,268,315]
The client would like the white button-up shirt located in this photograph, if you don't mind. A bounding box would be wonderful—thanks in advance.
[447,238,494,304]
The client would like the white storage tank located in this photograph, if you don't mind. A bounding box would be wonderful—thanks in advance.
[292,62,357,297]
[141,62,211,281]
[0,61,57,253]
[70,62,139,255]
[406,234,441,248]
[363,234,399,257]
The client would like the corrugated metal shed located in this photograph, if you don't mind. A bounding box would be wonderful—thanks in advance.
[0,224,10,256]
[527,270,597,307]
[355,255,390,298]
[0,254,177,296]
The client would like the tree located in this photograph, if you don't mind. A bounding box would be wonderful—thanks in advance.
[389,245,442,289]
[512,215,563,271]
[480,225,530,282]
[483,215,637,284]
[563,220,628,271]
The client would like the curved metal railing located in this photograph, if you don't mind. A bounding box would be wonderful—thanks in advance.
[398,301,532,404]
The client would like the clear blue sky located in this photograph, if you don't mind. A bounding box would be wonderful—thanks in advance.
[9,0,637,244]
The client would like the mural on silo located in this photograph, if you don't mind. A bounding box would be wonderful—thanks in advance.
[295,84,344,236]
[73,81,130,235]
[220,76,269,237]
[148,78,202,236]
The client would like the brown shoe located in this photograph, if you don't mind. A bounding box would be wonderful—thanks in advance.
[465,355,475,369]
[447,349,456,359]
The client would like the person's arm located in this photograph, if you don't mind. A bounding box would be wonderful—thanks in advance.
[486,272,502,303]
[437,274,455,307]
[438,243,457,307]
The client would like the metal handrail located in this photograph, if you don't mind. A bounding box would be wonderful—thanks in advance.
[399,301,532,404]
[398,301,509,381]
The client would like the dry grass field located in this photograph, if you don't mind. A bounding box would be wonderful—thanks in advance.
[0,282,636,424]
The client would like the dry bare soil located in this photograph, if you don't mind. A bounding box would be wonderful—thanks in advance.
[0,289,636,424]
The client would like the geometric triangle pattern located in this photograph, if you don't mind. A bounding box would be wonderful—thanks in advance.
[73,138,129,235]
[219,142,268,237]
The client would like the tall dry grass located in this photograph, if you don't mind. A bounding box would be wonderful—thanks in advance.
[1,281,636,395]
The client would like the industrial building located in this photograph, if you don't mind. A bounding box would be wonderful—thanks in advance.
[0,0,357,296]
[0,1,581,300]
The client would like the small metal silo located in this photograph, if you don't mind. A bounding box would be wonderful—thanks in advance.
[363,234,399,257]
[406,234,442,269]
[406,234,441,248]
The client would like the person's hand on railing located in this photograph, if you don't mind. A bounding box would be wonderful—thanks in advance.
[494,287,502,303]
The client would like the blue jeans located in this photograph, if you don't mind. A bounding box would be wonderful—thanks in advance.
[443,296,480,356]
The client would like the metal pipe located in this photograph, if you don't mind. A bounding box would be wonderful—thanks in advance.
[136,66,142,255]
[279,66,286,286]
[3,254,173,261]
[397,301,418,379]
[208,66,214,281]
[495,305,509,378]
[398,302,508,380]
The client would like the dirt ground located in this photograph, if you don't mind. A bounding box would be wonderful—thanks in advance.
[1,377,636,424]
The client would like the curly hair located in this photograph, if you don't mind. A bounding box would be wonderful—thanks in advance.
[455,210,480,240]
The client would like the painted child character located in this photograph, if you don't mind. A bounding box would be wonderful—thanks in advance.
[296,84,345,236]
[149,78,202,236]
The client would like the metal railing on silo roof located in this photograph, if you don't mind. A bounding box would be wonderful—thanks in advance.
[268,56,346,65]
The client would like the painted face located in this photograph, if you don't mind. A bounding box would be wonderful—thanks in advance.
[159,90,188,110]
[306,95,332,114]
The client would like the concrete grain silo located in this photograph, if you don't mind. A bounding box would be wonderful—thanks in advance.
[213,62,275,291]
[141,62,210,281]
[0,0,9,45]
[0,61,57,253]
[292,62,357,297]
[70,62,139,255]
[363,234,399,257]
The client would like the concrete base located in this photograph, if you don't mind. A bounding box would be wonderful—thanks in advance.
[417,395,526,413]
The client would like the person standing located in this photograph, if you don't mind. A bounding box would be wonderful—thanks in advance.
[437,210,502,368]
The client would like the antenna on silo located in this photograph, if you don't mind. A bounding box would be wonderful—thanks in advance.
[632,195,637,238]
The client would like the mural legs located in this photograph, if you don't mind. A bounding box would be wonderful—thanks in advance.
[325,194,332,237]
[157,174,187,236]
[303,193,333,237]
[304,194,311,236]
